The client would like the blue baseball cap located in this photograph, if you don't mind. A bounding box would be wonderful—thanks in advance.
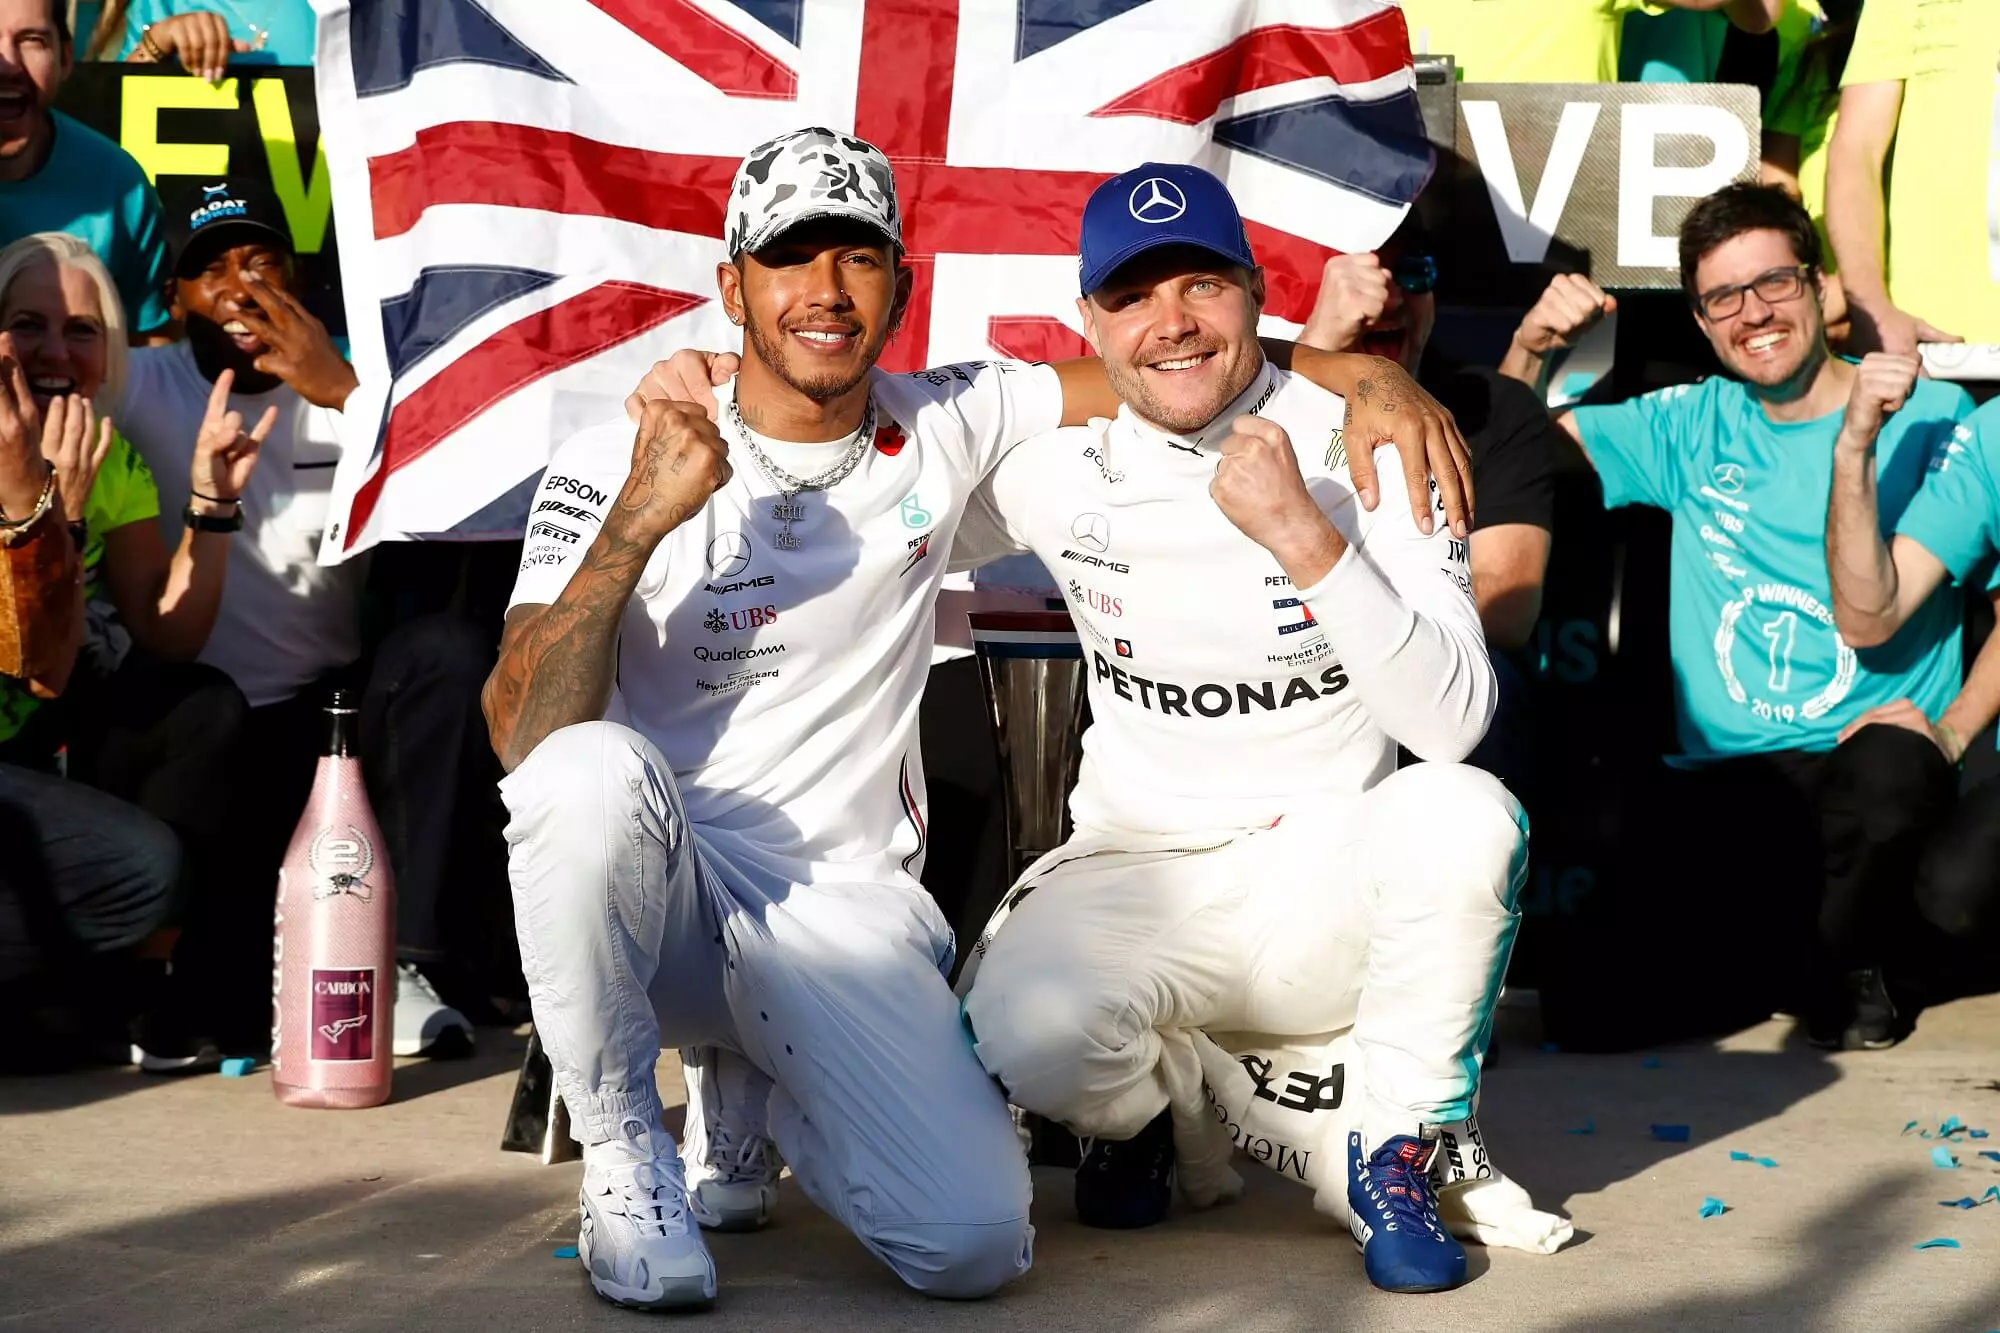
[1077,162,1258,296]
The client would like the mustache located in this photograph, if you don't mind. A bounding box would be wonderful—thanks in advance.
[1138,337,1223,368]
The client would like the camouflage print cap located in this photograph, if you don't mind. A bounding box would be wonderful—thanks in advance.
[724,127,902,257]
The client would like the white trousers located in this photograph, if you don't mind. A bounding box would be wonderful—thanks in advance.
[500,722,1032,1299]
[962,763,1528,1155]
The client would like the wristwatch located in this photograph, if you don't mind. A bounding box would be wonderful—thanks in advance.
[184,504,244,533]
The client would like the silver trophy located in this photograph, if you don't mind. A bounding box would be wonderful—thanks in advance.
[968,610,1087,882]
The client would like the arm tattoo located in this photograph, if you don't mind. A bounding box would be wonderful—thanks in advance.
[484,514,658,771]
[1355,377,1377,406]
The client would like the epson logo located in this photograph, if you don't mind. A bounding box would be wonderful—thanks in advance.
[1061,550,1131,573]
[547,474,610,506]
[1092,650,1349,717]
[706,576,776,595]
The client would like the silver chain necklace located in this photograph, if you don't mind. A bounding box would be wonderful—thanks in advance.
[728,397,875,550]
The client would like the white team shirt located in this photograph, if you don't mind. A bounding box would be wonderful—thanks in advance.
[508,360,1064,894]
[110,342,365,707]
[954,362,1493,843]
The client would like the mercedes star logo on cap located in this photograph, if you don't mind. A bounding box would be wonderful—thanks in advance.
[1071,512,1111,552]
[1128,178,1188,225]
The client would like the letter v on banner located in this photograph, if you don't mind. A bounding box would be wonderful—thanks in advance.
[1461,100,1600,265]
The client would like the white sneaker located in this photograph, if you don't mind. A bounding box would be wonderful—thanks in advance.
[680,1045,781,1232]
[577,1116,718,1310]
[392,962,473,1058]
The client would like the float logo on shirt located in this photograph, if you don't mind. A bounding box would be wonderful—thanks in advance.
[1093,651,1349,718]
[900,493,933,528]
[311,968,374,1061]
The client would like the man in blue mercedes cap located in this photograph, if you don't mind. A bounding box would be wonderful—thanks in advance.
[951,162,1566,1294]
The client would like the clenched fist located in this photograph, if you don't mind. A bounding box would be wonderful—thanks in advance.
[1210,416,1345,583]
[1513,273,1616,356]
[1299,253,1393,354]
[615,399,733,541]
[1838,352,1920,449]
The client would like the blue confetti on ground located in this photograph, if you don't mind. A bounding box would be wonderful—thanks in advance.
[1651,1124,1691,1143]
[220,1058,256,1078]
[1938,1187,2000,1209]
[1981,1152,2000,1163]
[552,1246,578,1260]
[1912,1238,1961,1251]
[1567,1119,1596,1136]
[1932,1146,1961,1170]
[1699,1197,1728,1218]
[1729,1151,1779,1168]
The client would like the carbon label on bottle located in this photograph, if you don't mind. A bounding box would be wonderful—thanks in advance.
[311,967,376,1061]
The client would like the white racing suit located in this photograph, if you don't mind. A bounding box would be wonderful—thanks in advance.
[957,768,1569,1255]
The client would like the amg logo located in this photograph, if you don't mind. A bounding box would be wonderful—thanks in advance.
[1092,651,1348,717]
[534,499,599,520]
[706,576,775,595]
[528,521,580,544]
[1061,550,1131,573]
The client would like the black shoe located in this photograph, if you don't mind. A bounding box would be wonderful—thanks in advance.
[1806,968,1910,1051]
[1075,1108,1175,1229]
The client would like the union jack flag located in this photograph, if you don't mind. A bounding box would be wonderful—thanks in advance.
[312,0,1432,559]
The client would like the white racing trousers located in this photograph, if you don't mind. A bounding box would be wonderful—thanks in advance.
[500,722,1033,1298]
[960,762,1572,1254]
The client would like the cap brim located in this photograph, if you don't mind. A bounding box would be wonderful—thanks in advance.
[738,204,900,257]
[1081,236,1252,296]
[173,219,295,276]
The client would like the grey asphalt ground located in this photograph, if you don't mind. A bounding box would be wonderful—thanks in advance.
[3,996,1998,1332]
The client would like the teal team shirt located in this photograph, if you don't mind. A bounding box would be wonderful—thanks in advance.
[120,0,318,65]
[1574,374,1973,761]
[0,112,169,332]
[1896,396,2000,594]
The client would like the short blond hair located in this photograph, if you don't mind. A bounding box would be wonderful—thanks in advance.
[0,232,130,406]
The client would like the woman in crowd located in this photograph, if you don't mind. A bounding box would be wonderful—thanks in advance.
[0,231,268,1067]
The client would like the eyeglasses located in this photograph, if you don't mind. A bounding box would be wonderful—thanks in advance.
[1391,253,1438,295]
[1692,264,1814,321]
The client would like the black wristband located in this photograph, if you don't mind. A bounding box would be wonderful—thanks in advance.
[184,504,244,533]
[189,488,242,506]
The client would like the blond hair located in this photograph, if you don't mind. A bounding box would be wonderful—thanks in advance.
[0,232,130,406]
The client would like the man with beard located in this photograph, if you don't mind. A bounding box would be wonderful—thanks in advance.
[0,0,171,338]
[484,128,1474,1311]
[950,163,1535,1295]
[107,176,486,1061]
[1534,184,1978,1050]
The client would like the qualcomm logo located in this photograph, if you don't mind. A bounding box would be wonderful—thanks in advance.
[1128,177,1187,225]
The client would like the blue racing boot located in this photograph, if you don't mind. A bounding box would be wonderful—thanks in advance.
[1346,1131,1467,1293]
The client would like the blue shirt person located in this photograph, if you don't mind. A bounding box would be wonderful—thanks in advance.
[1546,182,1975,1052]
[0,3,169,335]
[119,0,315,67]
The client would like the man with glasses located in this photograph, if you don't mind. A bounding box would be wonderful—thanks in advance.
[1543,183,1975,1050]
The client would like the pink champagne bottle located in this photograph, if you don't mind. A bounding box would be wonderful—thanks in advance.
[271,689,395,1108]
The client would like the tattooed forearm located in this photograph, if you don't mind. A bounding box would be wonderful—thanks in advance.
[1355,376,1377,406]
[482,513,662,772]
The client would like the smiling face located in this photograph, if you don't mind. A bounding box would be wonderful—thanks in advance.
[0,0,64,164]
[1355,236,1437,375]
[720,218,911,406]
[1691,227,1826,392]
[0,255,108,405]
[173,234,296,375]
[1079,245,1266,435]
